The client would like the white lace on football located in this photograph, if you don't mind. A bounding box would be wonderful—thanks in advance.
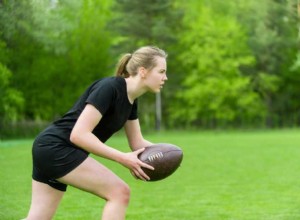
[148,152,164,162]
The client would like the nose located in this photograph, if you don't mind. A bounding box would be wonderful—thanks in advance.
[163,74,168,81]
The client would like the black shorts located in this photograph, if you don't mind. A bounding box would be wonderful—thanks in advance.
[32,133,88,191]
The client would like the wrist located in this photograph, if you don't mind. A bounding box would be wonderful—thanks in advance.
[114,151,126,164]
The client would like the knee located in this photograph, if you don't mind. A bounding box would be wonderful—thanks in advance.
[117,183,131,205]
[109,182,131,205]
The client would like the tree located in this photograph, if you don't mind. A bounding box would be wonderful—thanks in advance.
[169,5,265,127]
[0,1,25,123]
[0,40,24,123]
[0,0,113,120]
[235,0,300,126]
[109,0,183,130]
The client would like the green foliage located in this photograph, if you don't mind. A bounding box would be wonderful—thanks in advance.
[109,0,184,129]
[0,36,24,122]
[0,63,24,122]
[49,0,114,116]
[233,0,300,126]
[0,0,299,133]
[170,6,264,127]
[109,0,182,51]
[29,0,81,55]
[253,72,281,96]
[0,0,113,121]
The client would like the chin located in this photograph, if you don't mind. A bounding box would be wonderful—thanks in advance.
[148,88,160,93]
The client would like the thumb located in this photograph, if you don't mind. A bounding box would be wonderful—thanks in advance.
[135,147,145,155]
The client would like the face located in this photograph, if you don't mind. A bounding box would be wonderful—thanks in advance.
[142,57,167,93]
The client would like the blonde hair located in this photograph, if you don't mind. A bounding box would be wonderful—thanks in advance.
[115,46,167,78]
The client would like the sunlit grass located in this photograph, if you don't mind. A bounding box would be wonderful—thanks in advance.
[1,129,300,219]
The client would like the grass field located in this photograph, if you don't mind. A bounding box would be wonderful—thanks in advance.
[1,129,300,220]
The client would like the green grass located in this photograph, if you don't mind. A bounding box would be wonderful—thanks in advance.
[1,129,300,219]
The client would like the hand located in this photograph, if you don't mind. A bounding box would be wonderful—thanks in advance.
[120,148,154,181]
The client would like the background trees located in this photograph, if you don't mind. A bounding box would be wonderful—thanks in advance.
[0,0,113,121]
[170,4,264,128]
[108,0,183,130]
[0,0,299,138]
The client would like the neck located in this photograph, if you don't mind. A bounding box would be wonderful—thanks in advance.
[125,77,147,103]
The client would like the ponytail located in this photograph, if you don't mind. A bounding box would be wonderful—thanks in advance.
[114,46,167,78]
[115,53,132,78]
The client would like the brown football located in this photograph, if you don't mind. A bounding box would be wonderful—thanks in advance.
[138,143,183,181]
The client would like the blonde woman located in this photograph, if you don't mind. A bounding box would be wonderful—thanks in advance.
[25,46,168,220]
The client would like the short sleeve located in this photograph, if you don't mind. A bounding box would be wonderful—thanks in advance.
[85,82,115,115]
[128,99,138,120]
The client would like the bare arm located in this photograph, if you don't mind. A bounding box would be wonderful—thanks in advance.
[70,104,124,161]
[70,104,153,180]
[124,119,154,151]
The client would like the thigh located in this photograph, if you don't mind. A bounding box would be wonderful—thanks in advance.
[57,156,128,200]
[27,180,64,220]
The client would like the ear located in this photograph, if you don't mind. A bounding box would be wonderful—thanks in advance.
[138,67,147,78]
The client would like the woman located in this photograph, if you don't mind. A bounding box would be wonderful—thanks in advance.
[25,46,168,220]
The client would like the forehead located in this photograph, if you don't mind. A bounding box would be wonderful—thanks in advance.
[154,56,167,69]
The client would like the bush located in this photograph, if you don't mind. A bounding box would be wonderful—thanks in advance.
[0,120,49,140]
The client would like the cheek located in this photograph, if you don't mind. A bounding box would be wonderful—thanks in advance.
[150,74,161,85]
[145,75,160,92]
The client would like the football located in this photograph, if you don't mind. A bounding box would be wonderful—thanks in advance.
[138,143,183,181]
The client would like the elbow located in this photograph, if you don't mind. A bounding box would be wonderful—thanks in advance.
[70,130,80,145]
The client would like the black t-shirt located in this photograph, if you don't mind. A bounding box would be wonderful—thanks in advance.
[41,77,138,145]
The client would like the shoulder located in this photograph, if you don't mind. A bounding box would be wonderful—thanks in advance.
[92,77,125,90]
[86,77,127,103]
[88,77,117,94]
[85,77,121,114]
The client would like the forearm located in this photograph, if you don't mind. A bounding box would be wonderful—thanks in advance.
[70,132,124,163]
[70,131,154,181]
[140,139,153,148]
[124,120,154,150]
[129,138,153,151]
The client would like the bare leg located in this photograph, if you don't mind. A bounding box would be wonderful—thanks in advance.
[25,180,64,220]
[57,157,130,220]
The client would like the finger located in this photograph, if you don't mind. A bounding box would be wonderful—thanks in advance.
[133,166,150,181]
[130,171,138,180]
[133,169,147,181]
[140,161,154,170]
[134,148,145,155]
[137,167,151,181]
